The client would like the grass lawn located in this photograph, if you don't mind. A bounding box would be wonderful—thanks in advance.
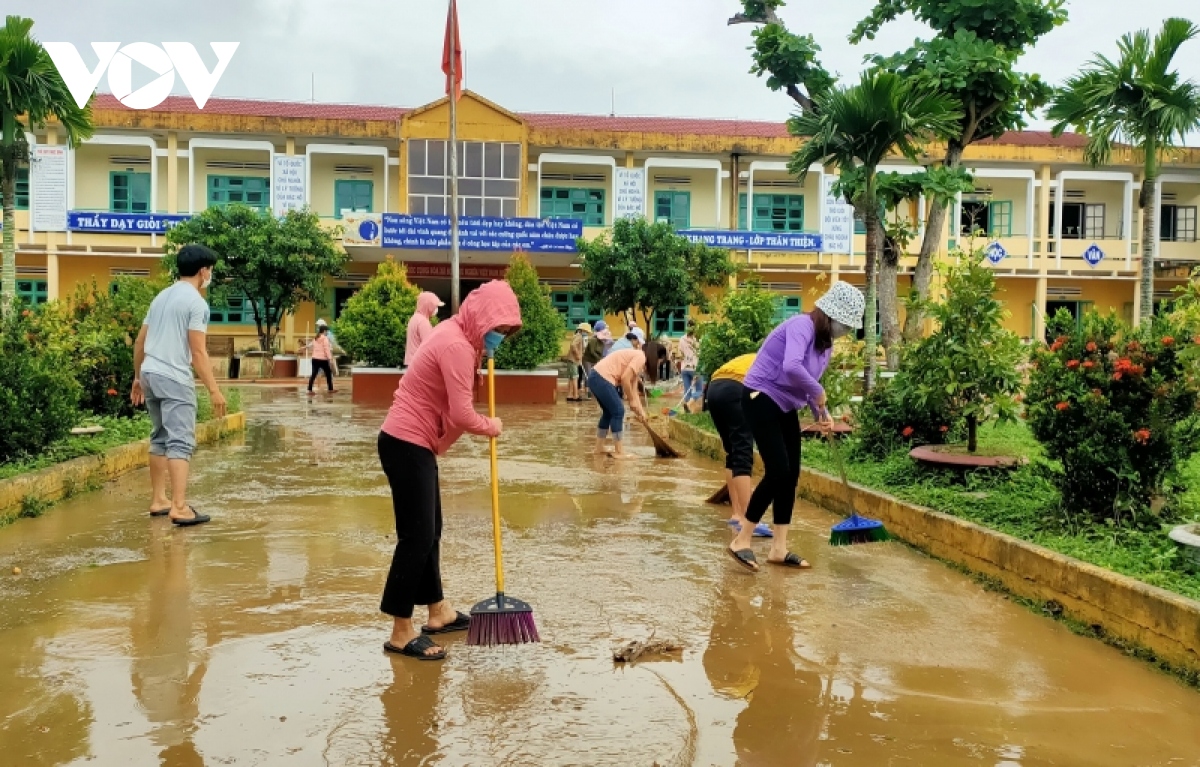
[680,413,1200,601]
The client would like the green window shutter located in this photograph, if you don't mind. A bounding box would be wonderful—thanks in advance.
[748,194,805,232]
[772,295,802,325]
[111,171,151,213]
[738,193,747,230]
[654,191,690,230]
[208,176,270,211]
[550,290,603,329]
[334,179,374,218]
[654,306,689,336]
[209,293,261,325]
[541,187,604,226]
[2,167,31,210]
[989,201,1013,237]
[15,279,48,307]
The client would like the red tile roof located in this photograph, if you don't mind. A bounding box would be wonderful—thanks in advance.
[92,94,407,121]
[521,112,792,139]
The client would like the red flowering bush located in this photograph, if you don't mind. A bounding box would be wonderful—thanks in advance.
[1026,310,1200,520]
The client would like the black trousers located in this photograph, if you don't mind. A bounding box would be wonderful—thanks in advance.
[707,379,753,477]
[743,388,801,526]
[378,432,443,619]
[309,359,333,391]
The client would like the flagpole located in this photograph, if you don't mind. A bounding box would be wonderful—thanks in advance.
[448,0,461,314]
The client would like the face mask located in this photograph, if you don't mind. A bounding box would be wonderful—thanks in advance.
[831,319,850,339]
[201,269,212,289]
[484,330,505,357]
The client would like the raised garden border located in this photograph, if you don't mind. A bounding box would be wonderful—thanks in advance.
[669,418,1200,683]
[0,412,247,521]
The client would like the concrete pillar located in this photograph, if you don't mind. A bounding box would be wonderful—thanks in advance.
[166,132,178,214]
[1132,279,1142,323]
[1037,164,1051,260]
[1034,275,1048,341]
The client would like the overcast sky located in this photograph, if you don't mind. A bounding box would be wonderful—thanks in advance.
[23,0,1200,129]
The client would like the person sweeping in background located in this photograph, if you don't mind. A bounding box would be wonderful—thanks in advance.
[675,325,703,413]
[307,323,335,395]
[566,323,590,402]
[405,291,445,367]
[377,280,521,660]
[705,353,771,539]
[589,330,649,459]
[726,282,864,573]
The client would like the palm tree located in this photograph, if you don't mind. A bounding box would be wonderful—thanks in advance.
[0,15,94,314]
[789,70,962,391]
[1049,18,1200,325]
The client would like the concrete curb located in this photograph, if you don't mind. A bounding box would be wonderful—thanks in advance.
[669,418,1200,678]
[0,412,247,518]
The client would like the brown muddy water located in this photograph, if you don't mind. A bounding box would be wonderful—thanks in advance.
[1,388,1199,767]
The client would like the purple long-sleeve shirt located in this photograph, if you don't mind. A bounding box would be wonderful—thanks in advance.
[742,314,830,414]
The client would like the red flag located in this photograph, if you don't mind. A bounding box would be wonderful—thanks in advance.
[442,0,463,101]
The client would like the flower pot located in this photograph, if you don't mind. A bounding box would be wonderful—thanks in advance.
[473,369,559,405]
[1168,524,1200,571]
[273,355,298,378]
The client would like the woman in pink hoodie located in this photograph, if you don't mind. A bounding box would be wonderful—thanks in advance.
[405,291,445,367]
[378,281,522,661]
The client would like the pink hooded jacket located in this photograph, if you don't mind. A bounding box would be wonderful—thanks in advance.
[405,291,443,367]
[382,281,523,456]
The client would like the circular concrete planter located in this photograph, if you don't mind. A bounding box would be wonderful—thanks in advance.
[800,422,854,437]
[1169,524,1200,570]
[909,444,1025,470]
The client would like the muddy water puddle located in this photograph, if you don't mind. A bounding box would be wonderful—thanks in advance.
[1,388,1199,766]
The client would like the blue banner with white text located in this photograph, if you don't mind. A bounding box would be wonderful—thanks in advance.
[678,229,823,252]
[68,211,192,234]
[381,214,583,252]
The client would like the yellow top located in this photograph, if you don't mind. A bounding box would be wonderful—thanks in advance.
[711,354,756,384]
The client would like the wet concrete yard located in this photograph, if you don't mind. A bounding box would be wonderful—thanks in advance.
[2,389,1199,766]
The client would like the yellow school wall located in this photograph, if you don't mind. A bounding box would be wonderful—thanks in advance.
[996,278,1038,338]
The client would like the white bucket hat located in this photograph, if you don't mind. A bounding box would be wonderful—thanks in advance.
[815,282,865,329]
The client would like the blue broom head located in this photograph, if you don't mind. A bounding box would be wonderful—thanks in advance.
[831,513,884,533]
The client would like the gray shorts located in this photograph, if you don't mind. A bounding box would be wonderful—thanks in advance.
[143,372,197,460]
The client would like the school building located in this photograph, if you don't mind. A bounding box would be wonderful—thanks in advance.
[10,90,1200,352]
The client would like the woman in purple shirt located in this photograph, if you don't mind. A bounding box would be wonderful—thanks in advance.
[727,282,865,572]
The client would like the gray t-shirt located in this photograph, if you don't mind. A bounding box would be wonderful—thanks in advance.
[141,281,210,387]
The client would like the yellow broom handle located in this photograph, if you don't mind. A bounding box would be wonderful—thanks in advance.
[488,357,505,594]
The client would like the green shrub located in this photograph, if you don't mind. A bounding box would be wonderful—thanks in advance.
[823,337,864,415]
[1026,311,1200,521]
[334,258,424,368]
[494,252,563,371]
[696,279,777,376]
[0,304,81,464]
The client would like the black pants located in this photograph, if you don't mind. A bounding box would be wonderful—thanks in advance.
[378,432,443,619]
[743,388,801,526]
[309,359,333,391]
[707,379,753,477]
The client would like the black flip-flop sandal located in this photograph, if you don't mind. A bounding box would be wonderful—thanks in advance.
[421,611,471,635]
[149,508,170,517]
[384,634,446,661]
[727,547,759,572]
[767,552,811,569]
[171,506,211,527]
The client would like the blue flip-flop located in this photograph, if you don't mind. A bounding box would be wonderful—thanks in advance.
[729,520,774,538]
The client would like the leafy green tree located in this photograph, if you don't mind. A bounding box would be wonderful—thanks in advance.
[335,258,422,369]
[576,216,735,330]
[696,279,778,377]
[790,71,962,391]
[849,0,1067,340]
[0,16,94,314]
[164,205,348,352]
[1048,18,1200,325]
[494,252,563,371]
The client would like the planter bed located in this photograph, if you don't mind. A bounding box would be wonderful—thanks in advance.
[353,367,559,406]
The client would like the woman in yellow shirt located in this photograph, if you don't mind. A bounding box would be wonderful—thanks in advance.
[705,354,771,538]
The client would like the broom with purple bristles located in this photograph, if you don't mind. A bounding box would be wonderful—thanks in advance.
[467,353,540,647]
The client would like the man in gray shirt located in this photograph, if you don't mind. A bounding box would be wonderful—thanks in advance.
[131,244,227,526]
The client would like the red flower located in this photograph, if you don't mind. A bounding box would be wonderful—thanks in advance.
[1083,360,1095,369]
[21,309,30,317]
[902,426,914,437]
[1086,341,1098,353]
[940,425,949,433]
[1162,337,1175,346]
[106,388,118,396]
[1067,360,1080,369]
[1113,372,1123,381]
[1127,341,1141,352]
[1135,428,1151,445]
[1050,340,1064,352]
[1056,402,1070,411]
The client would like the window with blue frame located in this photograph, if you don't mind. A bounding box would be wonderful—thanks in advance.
[16,278,48,307]
[208,176,270,211]
[334,179,373,218]
[772,295,802,325]
[738,193,805,232]
[0,167,30,209]
[550,290,604,330]
[654,306,689,336]
[654,191,690,229]
[111,171,151,213]
[208,293,260,325]
[541,188,605,226]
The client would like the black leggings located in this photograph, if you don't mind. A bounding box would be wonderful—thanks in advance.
[743,388,801,526]
[707,379,753,477]
[309,359,333,391]
[378,432,443,619]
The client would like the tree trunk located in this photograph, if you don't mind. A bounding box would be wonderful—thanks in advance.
[1,112,16,316]
[862,185,881,395]
[1140,174,1157,325]
[967,414,978,454]
[879,230,901,370]
[903,142,965,341]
